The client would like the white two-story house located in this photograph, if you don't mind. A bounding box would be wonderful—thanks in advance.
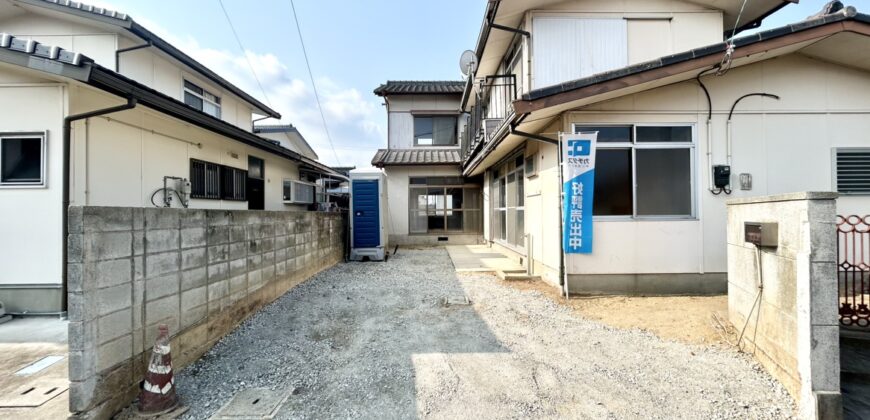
[0,0,342,314]
[456,0,870,296]
[372,81,483,245]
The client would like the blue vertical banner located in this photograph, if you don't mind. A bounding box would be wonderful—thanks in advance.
[562,132,598,254]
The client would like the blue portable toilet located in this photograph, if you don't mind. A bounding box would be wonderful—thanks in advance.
[349,169,388,261]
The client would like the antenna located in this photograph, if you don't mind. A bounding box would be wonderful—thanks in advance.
[459,50,478,78]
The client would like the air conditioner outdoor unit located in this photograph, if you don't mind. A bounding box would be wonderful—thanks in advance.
[283,179,316,204]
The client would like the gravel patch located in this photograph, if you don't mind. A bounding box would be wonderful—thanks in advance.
[175,248,795,419]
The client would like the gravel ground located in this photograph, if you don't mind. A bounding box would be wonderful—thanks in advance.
[175,248,795,419]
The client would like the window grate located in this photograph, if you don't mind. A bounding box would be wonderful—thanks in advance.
[836,149,870,194]
[221,166,247,201]
[190,159,221,199]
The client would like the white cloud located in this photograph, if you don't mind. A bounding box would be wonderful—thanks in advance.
[118,13,385,169]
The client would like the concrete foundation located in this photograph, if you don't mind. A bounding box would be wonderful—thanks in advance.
[726,192,841,420]
[66,207,345,419]
[567,273,727,296]
[0,285,63,314]
[389,234,483,247]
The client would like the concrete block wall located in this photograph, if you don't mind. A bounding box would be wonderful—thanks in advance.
[67,206,345,419]
[726,192,841,420]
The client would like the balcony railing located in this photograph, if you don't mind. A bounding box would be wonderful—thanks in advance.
[462,74,517,163]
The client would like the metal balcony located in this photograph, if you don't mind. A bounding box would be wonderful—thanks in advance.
[462,74,517,164]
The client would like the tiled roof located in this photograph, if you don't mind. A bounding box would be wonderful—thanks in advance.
[39,0,128,20]
[371,149,462,167]
[373,81,465,96]
[0,32,91,66]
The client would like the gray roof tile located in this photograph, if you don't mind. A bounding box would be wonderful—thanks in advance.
[374,81,465,96]
[40,0,128,20]
[0,32,91,66]
[371,149,462,167]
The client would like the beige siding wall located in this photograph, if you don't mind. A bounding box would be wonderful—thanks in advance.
[0,11,260,132]
[0,75,66,285]
[515,53,870,278]
[383,165,462,235]
[0,12,118,67]
[523,0,724,90]
[387,94,462,149]
[69,85,304,212]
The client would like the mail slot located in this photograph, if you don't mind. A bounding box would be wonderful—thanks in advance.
[744,222,778,247]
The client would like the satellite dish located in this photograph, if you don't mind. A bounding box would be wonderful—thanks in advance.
[459,50,478,78]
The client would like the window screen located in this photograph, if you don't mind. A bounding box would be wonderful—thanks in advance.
[579,124,694,218]
[594,149,633,216]
[636,149,692,216]
[1,136,43,184]
[636,126,692,143]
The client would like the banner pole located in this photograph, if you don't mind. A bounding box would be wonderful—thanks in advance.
[557,132,569,300]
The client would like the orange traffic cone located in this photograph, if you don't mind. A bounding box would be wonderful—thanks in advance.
[137,324,179,415]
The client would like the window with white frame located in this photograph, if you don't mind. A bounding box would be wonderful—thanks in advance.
[184,80,222,118]
[0,133,45,187]
[574,124,694,218]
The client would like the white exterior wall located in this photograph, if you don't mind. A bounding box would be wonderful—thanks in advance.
[488,0,724,93]
[69,86,304,211]
[387,94,462,149]
[256,131,319,160]
[382,165,480,245]
[518,53,870,279]
[0,11,260,132]
[0,12,119,67]
[0,68,66,286]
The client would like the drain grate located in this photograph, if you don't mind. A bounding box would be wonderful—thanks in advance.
[0,379,68,407]
[210,388,291,419]
[15,355,65,376]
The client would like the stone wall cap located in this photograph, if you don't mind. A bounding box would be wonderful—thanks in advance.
[726,191,839,206]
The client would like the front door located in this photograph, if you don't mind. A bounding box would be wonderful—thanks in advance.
[247,156,265,210]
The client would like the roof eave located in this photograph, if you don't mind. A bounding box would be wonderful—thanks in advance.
[14,0,281,119]
[83,64,339,177]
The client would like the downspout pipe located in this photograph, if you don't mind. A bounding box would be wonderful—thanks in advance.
[61,96,138,314]
[114,41,152,72]
[251,115,271,132]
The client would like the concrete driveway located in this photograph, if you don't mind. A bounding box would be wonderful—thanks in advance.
[176,248,794,419]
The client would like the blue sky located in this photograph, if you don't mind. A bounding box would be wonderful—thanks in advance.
[90,0,833,168]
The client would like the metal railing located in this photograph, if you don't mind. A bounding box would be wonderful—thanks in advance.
[463,74,517,163]
[837,215,870,328]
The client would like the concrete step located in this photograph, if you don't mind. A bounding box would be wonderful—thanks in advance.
[496,269,540,282]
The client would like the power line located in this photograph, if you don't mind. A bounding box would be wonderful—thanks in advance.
[289,0,343,167]
[216,0,275,112]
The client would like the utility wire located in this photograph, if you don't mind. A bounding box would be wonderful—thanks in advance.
[217,0,276,112]
[718,0,750,75]
[289,0,343,167]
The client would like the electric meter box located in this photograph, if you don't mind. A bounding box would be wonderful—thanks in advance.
[744,222,778,247]
[349,168,389,261]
